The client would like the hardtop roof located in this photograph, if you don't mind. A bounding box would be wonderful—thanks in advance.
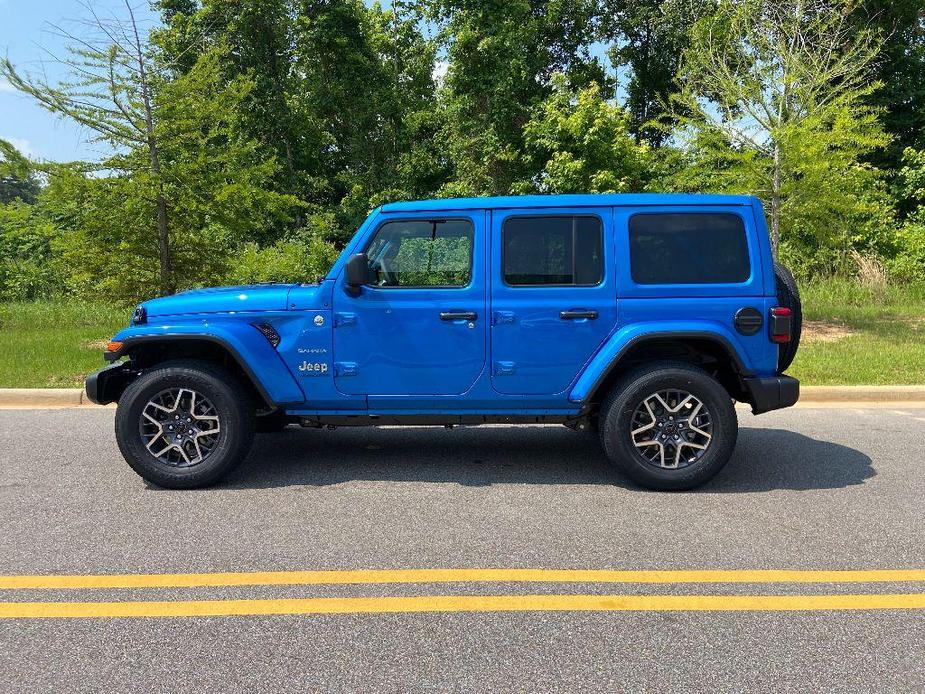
[380,193,757,214]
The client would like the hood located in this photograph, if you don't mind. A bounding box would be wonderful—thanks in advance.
[142,284,300,318]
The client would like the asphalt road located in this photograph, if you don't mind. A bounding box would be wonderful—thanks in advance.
[1,406,924,693]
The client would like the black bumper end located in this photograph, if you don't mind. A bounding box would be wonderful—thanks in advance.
[85,361,137,405]
[742,375,800,415]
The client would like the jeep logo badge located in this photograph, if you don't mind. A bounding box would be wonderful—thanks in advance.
[313,314,324,327]
[298,361,328,375]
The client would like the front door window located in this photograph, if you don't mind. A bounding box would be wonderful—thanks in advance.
[365,220,473,288]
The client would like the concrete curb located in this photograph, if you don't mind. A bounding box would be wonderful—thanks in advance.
[2,386,925,409]
[801,385,925,402]
[0,388,86,408]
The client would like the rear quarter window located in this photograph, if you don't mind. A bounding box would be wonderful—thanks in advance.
[629,213,750,285]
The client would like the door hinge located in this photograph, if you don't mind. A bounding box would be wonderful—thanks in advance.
[492,311,515,326]
[493,361,516,376]
[334,312,357,327]
[334,362,358,377]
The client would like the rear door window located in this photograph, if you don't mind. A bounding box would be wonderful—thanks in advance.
[503,216,603,286]
[629,213,750,284]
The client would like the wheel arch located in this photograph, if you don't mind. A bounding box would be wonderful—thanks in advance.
[99,333,303,409]
[574,331,753,409]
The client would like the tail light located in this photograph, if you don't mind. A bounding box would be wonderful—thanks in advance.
[770,307,792,343]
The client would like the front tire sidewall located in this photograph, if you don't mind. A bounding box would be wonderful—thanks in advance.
[115,363,254,489]
[601,367,737,491]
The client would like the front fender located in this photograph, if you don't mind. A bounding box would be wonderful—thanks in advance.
[108,318,306,406]
[568,321,752,403]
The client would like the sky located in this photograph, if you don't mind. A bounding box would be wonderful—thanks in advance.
[0,0,159,162]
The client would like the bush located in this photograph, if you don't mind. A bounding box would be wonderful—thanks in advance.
[224,232,339,285]
[0,201,58,300]
[887,221,925,284]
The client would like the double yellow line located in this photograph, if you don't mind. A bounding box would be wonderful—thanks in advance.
[2,568,924,619]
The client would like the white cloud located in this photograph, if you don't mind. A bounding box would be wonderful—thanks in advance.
[1,136,35,158]
[0,77,16,93]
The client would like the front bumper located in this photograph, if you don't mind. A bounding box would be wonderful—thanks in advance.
[85,361,138,405]
[742,375,800,414]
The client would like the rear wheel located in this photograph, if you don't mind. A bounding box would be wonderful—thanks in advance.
[599,362,737,490]
[115,360,255,489]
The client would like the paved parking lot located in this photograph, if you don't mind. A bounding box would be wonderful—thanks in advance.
[1,406,924,692]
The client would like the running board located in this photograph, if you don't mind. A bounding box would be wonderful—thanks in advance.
[298,413,589,428]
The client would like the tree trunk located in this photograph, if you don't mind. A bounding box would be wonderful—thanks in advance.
[127,1,172,295]
[770,142,781,259]
[155,192,171,295]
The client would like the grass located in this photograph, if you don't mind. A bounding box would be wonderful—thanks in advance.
[0,280,923,388]
[788,279,925,385]
[0,302,129,388]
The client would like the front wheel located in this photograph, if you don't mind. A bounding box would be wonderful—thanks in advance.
[115,360,255,489]
[599,362,737,491]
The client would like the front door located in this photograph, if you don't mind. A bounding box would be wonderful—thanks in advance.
[332,212,486,396]
[490,208,617,395]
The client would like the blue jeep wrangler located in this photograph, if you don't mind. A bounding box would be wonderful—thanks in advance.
[87,194,800,491]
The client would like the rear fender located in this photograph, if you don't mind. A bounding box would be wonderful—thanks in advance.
[569,321,752,404]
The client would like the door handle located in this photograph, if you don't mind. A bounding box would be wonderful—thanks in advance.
[440,311,478,321]
[560,310,598,320]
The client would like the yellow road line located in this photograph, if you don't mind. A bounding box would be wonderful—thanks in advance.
[3,593,925,619]
[1,568,925,591]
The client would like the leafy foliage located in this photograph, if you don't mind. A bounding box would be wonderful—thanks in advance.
[0,139,41,205]
[520,77,651,194]
[887,148,925,282]
[665,0,891,267]
[1,0,923,301]
[601,0,714,145]
[0,201,58,300]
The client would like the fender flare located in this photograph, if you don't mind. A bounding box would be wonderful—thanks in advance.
[102,331,305,407]
[570,329,753,404]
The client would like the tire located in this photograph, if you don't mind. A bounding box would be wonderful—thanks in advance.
[773,262,802,372]
[256,410,291,433]
[598,361,738,491]
[115,359,255,489]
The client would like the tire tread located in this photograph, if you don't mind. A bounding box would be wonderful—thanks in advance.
[115,359,255,489]
[598,360,737,491]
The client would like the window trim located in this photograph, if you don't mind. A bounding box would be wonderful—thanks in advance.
[627,211,752,286]
[501,214,605,288]
[361,217,476,290]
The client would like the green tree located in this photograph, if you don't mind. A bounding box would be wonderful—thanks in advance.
[2,2,175,293]
[601,0,713,145]
[294,0,442,233]
[0,200,58,300]
[156,0,443,240]
[154,0,307,227]
[668,0,890,259]
[855,0,925,179]
[0,139,41,205]
[432,0,605,196]
[4,4,310,300]
[519,76,651,193]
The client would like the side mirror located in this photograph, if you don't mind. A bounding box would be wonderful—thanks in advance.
[344,253,368,294]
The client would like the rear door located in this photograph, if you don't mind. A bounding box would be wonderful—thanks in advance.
[489,208,617,395]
